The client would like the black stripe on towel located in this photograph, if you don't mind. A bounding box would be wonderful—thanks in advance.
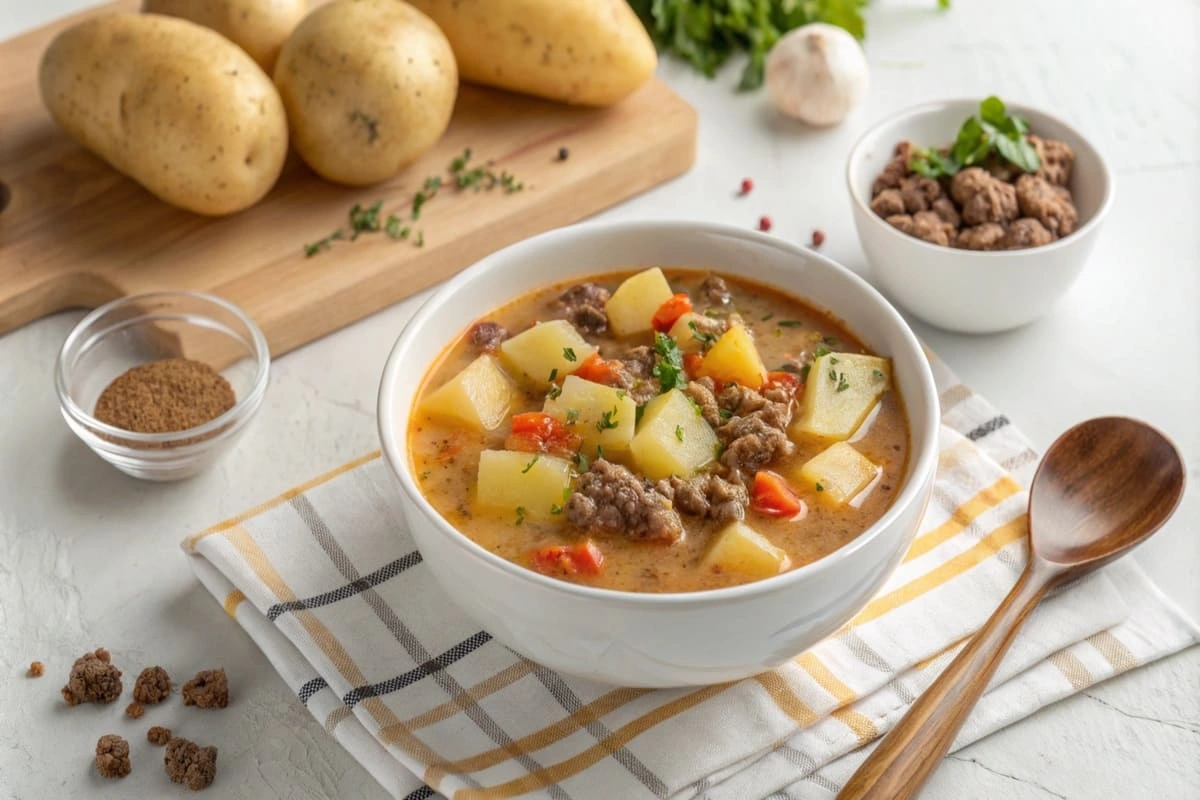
[966,415,1010,441]
[297,676,329,705]
[266,551,423,621]
[342,631,493,708]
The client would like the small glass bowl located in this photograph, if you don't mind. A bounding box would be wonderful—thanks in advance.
[55,291,270,481]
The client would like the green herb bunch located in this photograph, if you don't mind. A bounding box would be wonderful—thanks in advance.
[628,0,949,91]
[908,96,1041,178]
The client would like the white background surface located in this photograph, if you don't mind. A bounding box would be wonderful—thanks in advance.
[1,0,1197,798]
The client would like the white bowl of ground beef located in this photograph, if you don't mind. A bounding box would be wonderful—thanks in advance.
[377,220,940,687]
[846,99,1114,334]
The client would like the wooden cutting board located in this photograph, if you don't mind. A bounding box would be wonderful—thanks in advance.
[0,1,696,356]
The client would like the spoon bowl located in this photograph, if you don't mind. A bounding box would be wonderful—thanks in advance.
[837,416,1185,800]
[1030,417,1186,570]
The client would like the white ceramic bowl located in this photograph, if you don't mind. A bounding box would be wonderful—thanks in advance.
[847,100,1114,334]
[377,220,939,687]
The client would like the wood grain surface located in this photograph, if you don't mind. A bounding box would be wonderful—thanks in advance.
[0,0,697,355]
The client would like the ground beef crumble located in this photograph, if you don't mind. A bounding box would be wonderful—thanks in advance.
[95,734,131,779]
[165,737,218,791]
[133,665,172,704]
[656,474,748,522]
[62,648,122,706]
[182,669,229,709]
[556,283,610,335]
[125,702,145,719]
[147,726,172,746]
[566,459,683,543]
[870,137,1079,250]
[467,321,507,352]
[27,661,44,678]
[699,274,732,305]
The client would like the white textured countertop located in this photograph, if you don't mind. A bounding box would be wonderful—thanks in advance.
[2,1,1197,798]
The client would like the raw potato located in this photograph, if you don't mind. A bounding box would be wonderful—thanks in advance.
[631,389,719,481]
[142,0,307,73]
[419,355,520,431]
[606,267,673,338]
[476,450,572,522]
[702,521,791,579]
[792,353,891,441]
[406,0,656,106]
[697,325,768,389]
[543,375,637,453]
[274,0,457,186]
[39,13,288,216]
[499,320,597,388]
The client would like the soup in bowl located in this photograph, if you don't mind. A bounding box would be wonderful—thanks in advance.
[378,220,939,687]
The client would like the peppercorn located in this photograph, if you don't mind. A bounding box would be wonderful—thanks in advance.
[556,147,569,162]
[739,178,753,195]
[758,216,772,232]
[811,229,826,247]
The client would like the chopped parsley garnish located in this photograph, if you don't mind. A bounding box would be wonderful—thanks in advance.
[521,455,539,474]
[515,506,526,525]
[547,384,563,400]
[829,356,839,365]
[574,449,590,471]
[836,373,850,392]
[548,368,559,383]
[814,344,832,359]
[815,483,824,492]
[872,368,885,379]
[550,503,564,515]
[616,389,628,400]
[595,444,605,461]
[685,394,703,416]
[674,424,684,442]
[419,470,431,480]
[761,312,775,322]
[597,407,620,432]
[822,335,839,346]
[414,230,425,248]
[562,347,577,362]
[777,320,804,328]
[565,408,580,425]
[652,332,685,392]
[909,96,1040,178]
[688,320,717,346]
[718,408,733,420]
[799,364,812,381]
[828,368,838,382]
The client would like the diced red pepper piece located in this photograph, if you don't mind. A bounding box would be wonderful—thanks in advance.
[683,352,704,379]
[531,540,605,576]
[763,371,802,395]
[573,353,623,386]
[751,471,805,518]
[651,293,694,332]
[506,413,581,456]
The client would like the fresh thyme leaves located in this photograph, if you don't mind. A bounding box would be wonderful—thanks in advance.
[304,229,344,257]
[521,455,540,474]
[303,149,524,256]
[909,96,1041,178]
[652,332,685,392]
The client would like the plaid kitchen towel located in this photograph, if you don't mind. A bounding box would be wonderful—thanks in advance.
[183,354,1198,800]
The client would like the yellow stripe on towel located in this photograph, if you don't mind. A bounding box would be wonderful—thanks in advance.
[904,476,1022,563]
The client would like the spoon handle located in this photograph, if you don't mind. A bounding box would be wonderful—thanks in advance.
[836,559,1057,800]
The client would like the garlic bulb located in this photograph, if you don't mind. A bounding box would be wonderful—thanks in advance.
[765,23,869,126]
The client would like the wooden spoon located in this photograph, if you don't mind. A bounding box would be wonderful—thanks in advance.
[837,416,1186,800]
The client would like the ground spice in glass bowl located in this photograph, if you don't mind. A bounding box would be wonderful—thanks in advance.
[55,291,270,481]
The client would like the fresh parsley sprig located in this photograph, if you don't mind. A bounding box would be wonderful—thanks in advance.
[908,96,1041,178]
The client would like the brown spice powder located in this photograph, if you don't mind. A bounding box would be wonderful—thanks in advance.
[94,359,235,434]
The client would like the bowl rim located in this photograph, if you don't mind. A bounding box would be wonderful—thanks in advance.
[54,289,271,445]
[377,219,941,607]
[845,97,1115,259]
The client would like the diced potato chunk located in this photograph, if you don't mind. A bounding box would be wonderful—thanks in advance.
[418,355,520,431]
[606,267,674,338]
[702,520,791,579]
[792,353,891,441]
[630,389,719,480]
[795,442,880,507]
[543,375,637,453]
[697,324,767,388]
[499,320,598,388]
[667,311,707,354]
[476,450,572,522]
